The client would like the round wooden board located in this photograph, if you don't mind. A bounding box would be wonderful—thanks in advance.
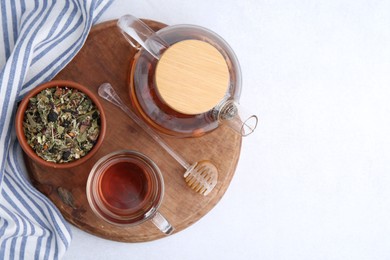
[25,20,242,242]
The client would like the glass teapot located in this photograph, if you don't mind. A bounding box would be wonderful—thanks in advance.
[118,15,257,138]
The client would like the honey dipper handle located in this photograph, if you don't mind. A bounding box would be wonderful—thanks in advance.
[98,83,191,169]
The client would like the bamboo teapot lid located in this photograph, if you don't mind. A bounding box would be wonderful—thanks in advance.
[155,40,230,115]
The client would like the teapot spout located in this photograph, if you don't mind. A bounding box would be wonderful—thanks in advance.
[216,100,258,136]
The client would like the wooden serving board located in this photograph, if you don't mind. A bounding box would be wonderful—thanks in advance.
[25,20,242,242]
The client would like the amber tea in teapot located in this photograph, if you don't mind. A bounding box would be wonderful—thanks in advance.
[119,15,257,138]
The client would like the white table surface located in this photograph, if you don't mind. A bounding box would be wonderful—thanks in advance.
[63,0,390,259]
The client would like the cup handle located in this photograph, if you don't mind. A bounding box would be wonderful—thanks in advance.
[151,211,174,235]
[117,14,169,60]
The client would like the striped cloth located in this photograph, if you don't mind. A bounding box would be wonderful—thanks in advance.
[0,0,113,259]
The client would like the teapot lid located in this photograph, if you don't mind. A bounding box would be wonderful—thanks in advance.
[155,40,229,115]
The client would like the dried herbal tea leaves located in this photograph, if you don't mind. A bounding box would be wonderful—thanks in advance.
[22,86,101,163]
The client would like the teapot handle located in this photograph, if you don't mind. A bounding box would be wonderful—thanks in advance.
[117,15,169,60]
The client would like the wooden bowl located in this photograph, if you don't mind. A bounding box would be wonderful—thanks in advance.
[15,80,106,169]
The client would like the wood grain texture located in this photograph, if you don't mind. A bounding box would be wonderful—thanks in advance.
[25,20,242,242]
[156,40,229,115]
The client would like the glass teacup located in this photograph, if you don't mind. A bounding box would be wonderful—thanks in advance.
[86,150,173,235]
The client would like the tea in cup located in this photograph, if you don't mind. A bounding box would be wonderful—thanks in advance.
[86,150,173,235]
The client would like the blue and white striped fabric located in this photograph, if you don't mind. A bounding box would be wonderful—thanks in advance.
[0,0,113,259]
